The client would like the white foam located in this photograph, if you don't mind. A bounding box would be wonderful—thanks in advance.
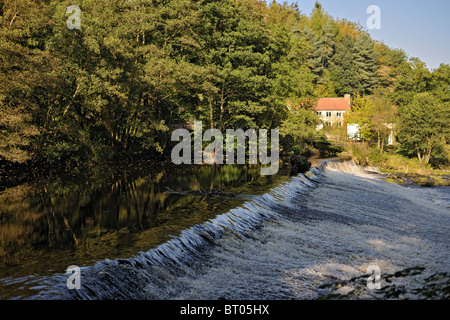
[141,162,449,300]
[32,161,449,300]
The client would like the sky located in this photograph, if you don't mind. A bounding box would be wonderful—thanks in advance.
[268,0,450,70]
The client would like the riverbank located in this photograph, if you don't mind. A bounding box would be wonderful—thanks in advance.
[382,172,450,187]
[339,146,450,187]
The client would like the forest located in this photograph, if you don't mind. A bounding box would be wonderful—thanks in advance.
[1,0,449,171]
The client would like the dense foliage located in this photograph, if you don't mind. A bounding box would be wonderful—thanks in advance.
[0,0,449,168]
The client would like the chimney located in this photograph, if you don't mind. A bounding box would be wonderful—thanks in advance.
[344,94,351,106]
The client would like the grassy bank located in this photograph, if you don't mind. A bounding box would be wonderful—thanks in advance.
[344,142,450,186]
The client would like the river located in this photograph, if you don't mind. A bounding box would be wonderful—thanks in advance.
[0,160,449,299]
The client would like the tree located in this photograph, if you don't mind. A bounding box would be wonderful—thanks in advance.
[194,0,287,131]
[347,91,398,149]
[397,92,450,164]
[346,94,376,142]
[303,20,335,90]
[279,107,319,155]
[390,57,433,107]
[0,0,54,163]
[272,27,314,102]
[370,89,398,150]
[373,42,408,89]
[352,32,378,94]
[43,0,203,163]
[323,30,380,96]
[330,35,359,96]
[430,63,450,104]
[0,0,446,170]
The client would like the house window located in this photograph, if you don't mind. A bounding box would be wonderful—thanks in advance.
[336,112,342,117]
[326,112,332,117]
[326,122,332,127]
[337,122,342,127]
[316,112,322,116]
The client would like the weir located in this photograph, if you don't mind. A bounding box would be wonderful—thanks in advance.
[25,160,450,300]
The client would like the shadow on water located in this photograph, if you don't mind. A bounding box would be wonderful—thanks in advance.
[0,162,291,299]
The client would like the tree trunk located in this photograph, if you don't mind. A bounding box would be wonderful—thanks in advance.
[209,98,214,130]
[425,148,432,164]
[219,84,224,130]
[377,130,381,149]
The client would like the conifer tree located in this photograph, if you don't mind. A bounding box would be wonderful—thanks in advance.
[352,32,379,94]
[330,35,359,96]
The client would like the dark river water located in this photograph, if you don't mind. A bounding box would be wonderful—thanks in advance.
[0,162,291,299]
[0,160,449,300]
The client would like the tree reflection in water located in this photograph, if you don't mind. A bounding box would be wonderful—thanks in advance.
[0,162,289,297]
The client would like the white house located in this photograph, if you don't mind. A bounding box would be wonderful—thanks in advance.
[313,95,352,140]
[313,95,351,129]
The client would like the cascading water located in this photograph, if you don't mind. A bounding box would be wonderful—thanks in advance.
[26,161,450,300]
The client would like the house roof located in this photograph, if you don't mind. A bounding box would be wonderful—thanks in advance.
[314,98,351,111]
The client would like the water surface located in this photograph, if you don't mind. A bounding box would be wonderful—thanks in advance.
[0,163,290,299]
[2,161,449,300]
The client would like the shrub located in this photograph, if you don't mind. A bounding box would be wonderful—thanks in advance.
[346,141,370,166]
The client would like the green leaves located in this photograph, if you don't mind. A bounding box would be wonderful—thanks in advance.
[279,107,319,155]
[0,0,55,163]
[347,94,376,142]
[0,0,447,167]
[397,92,450,163]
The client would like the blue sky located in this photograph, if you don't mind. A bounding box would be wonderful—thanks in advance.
[267,0,450,70]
